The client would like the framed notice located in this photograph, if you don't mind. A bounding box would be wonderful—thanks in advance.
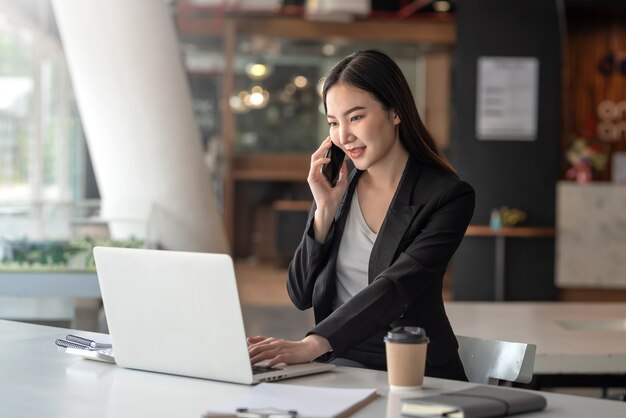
[476,57,539,140]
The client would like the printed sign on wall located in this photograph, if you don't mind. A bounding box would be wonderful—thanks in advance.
[476,57,539,141]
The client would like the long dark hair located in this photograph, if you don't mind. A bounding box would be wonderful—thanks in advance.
[321,49,457,177]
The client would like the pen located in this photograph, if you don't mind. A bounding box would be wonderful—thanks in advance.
[236,408,297,418]
[66,334,112,349]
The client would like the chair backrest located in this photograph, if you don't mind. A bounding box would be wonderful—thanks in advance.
[456,335,536,385]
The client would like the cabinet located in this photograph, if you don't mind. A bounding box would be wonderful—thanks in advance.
[177,5,456,260]
[556,182,626,290]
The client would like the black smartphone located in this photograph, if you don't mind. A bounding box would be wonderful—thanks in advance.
[321,143,345,187]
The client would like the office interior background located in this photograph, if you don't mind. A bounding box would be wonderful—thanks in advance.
[1,0,626,400]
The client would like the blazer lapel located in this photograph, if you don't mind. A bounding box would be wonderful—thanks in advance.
[368,158,424,282]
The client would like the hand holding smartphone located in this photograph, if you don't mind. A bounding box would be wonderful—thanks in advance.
[321,143,345,187]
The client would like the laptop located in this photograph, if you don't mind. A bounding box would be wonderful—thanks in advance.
[92,246,334,384]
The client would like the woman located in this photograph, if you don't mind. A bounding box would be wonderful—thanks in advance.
[248,50,474,381]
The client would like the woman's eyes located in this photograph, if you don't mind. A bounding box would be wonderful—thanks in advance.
[327,115,363,127]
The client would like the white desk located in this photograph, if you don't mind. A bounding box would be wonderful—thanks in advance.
[1,320,624,417]
[446,302,626,375]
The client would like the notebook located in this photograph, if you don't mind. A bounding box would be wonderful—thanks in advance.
[93,247,334,384]
[401,385,547,418]
[205,383,379,418]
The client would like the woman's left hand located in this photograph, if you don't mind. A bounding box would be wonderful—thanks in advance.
[247,334,331,367]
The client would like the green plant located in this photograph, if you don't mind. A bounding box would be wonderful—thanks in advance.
[566,138,607,172]
[0,237,144,271]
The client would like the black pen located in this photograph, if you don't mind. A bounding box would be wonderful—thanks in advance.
[235,408,297,418]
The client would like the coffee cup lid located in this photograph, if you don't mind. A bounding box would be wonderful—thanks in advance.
[384,326,429,344]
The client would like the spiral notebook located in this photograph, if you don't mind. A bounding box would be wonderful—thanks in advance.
[93,247,334,384]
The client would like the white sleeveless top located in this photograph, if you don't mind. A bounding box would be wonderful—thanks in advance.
[333,190,378,310]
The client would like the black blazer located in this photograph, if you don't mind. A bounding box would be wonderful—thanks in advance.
[287,157,475,380]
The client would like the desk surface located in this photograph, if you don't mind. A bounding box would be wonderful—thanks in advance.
[446,302,626,374]
[1,320,624,417]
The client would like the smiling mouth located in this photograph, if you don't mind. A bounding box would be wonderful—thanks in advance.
[347,147,365,158]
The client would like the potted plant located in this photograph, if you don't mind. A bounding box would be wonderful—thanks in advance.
[565,138,607,183]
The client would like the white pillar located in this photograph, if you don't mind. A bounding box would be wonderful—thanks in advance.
[52,0,228,253]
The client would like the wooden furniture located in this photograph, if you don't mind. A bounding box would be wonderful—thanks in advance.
[3,319,626,417]
[230,154,310,258]
[177,5,457,259]
[562,8,626,182]
[464,226,556,301]
[223,18,455,258]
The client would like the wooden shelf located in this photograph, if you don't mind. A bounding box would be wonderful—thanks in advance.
[272,200,311,211]
[465,225,556,238]
[234,16,455,44]
[232,154,310,182]
[177,6,456,257]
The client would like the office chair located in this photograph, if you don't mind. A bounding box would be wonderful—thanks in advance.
[456,335,537,385]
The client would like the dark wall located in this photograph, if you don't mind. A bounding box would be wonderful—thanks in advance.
[451,0,562,300]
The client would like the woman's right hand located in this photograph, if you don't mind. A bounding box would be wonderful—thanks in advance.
[307,137,349,243]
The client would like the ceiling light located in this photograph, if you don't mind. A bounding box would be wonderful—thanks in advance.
[322,44,336,56]
[245,63,269,80]
[294,76,308,88]
[433,0,451,13]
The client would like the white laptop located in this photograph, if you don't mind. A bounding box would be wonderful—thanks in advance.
[92,246,334,384]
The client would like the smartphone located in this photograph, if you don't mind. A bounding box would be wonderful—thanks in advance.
[321,143,345,187]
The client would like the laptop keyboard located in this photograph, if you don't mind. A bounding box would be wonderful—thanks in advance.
[252,365,283,375]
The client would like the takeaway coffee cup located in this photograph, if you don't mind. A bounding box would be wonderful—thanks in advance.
[384,326,429,391]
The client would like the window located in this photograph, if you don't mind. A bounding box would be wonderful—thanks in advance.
[0,1,88,240]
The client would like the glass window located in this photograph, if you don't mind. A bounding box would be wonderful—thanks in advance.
[0,2,87,240]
